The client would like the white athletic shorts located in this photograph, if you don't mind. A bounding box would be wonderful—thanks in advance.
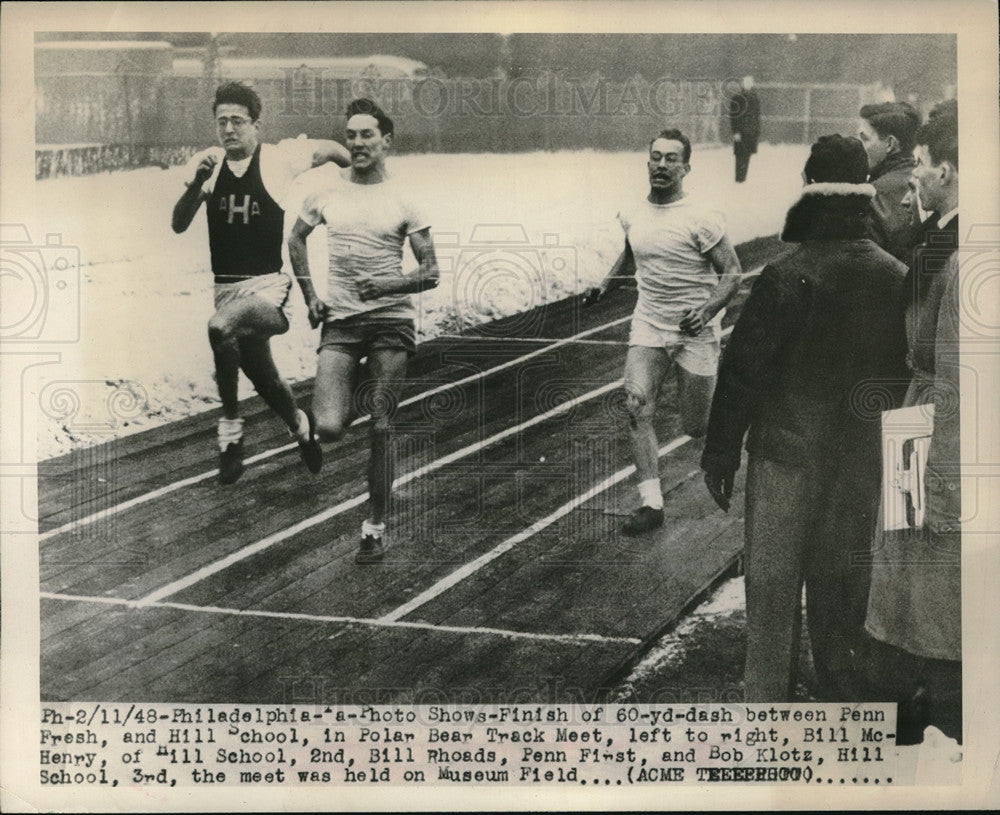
[628,315,721,377]
[213,272,292,323]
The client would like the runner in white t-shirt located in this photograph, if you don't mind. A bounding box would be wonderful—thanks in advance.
[288,99,440,565]
[172,82,350,484]
[584,129,742,536]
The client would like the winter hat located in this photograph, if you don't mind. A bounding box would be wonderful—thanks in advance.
[782,134,876,242]
[804,134,869,185]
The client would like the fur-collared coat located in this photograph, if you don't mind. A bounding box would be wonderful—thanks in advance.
[702,183,910,477]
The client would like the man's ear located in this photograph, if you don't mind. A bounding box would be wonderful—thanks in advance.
[885,134,900,155]
[383,132,393,150]
[940,160,957,185]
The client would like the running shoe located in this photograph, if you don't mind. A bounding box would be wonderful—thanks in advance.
[297,409,323,474]
[218,439,245,485]
[355,534,385,565]
[622,505,664,536]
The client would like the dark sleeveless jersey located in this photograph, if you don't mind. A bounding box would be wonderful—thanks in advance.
[207,145,285,283]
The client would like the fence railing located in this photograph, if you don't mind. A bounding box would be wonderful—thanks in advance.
[35,71,873,178]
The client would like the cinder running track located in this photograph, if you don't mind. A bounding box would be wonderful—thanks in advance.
[38,236,780,704]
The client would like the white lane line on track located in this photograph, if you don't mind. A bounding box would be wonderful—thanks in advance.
[40,266,765,543]
[379,435,693,624]
[38,313,632,543]
[437,335,629,346]
[39,592,641,646]
[135,378,624,606]
[136,321,736,607]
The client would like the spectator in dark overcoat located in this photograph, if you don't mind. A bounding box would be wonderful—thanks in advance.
[701,135,909,702]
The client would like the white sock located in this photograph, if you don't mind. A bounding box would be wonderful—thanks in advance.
[638,478,663,510]
[218,417,244,451]
[289,408,310,441]
[362,519,386,539]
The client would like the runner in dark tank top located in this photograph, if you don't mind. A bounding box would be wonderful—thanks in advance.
[207,144,284,283]
[171,81,350,483]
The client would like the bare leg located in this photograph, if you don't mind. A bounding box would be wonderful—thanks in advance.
[676,365,716,438]
[365,348,409,525]
[239,336,299,429]
[313,347,358,443]
[623,345,672,483]
[207,295,290,421]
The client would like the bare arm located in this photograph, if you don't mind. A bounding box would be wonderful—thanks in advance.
[600,240,637,296]
[583,239,636,306]
[356,228,440,300]
[288,217,327,328]
[171,152,217,233]
[679,233,742,335]
[310,140,351,169]
[404,228,441,293]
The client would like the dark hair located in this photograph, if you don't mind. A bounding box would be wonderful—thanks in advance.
[346,98,394,137]
[213,82,262,121]
[916,112,958,170]
[649,128,691,163]
[859,101,921,154]
[927,98,958,121]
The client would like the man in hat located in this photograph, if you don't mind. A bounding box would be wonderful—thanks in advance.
[172,81,351,484]
[701,135,909,702]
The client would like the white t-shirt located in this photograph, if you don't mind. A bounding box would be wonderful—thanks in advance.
[299,166,430,322]
[618,195,727,331]
[185,137,316,209]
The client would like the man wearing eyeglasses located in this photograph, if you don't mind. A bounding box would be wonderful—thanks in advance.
[172,82,350,484]
[584,129,742,536]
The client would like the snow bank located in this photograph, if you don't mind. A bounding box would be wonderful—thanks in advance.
[29,144,808,459]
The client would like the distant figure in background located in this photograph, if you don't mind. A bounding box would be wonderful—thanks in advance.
[858,101,923,263]
[701,136,909,702]
[171,81,350,484]
[864,110,961,744]
[584,129,742,536]
[728,75,761,183]
[288,99,440,565]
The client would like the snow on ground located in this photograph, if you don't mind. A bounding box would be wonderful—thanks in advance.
[611,575,964,784]
[610,575,747,702]
[28,143,808,459]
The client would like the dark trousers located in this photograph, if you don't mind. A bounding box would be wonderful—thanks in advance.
[743,455,878,702]
[734,142,753,182]
[861,634,962,745]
